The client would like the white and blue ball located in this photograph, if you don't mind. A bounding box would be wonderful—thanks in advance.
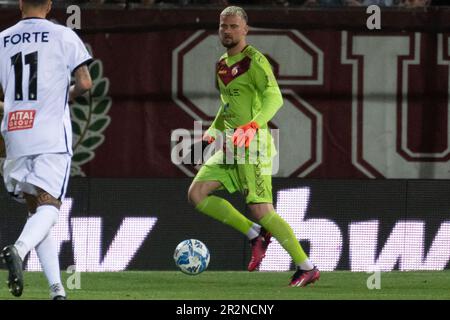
[174,239,210,275]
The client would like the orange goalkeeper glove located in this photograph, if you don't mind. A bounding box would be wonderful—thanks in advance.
[232,121,260,148]
[202,132,215,144]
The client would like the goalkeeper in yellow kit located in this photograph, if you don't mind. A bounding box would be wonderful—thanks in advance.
[188,6,320,287]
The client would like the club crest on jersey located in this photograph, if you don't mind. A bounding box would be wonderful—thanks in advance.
[7,110,36,131]
[217,56,251,86]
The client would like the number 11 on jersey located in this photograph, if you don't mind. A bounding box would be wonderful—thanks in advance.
[10,51,38,101]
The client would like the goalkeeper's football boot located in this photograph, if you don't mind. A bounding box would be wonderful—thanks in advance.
[248,228,272,271]
[0,245,24,297]
[289,266,320,287]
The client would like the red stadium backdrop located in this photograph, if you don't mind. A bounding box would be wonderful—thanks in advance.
[0,7,450,179]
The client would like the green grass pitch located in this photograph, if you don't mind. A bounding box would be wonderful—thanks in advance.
[0,270,449,300]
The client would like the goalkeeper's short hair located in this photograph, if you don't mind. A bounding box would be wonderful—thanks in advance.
[220,6,248,24]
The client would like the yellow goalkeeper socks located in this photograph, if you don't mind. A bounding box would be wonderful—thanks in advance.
[259,210,309,265]
[196,196,254,236]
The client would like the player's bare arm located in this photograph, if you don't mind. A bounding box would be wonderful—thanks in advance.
[69,65,92,102]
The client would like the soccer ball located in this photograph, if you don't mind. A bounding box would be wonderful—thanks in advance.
[173,239,210,275]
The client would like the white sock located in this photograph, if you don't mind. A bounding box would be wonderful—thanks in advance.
[36,231,64,292]
[49,283,66,299]
[14,205,59,261]
[247,223,261,240]
[297,259,315,271]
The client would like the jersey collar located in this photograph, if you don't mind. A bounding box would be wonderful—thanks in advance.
[21,17,46,21]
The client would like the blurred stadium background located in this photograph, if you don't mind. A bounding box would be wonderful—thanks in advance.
[0,0,449,284]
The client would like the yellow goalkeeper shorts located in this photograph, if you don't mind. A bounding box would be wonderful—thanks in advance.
[193,150,273,204]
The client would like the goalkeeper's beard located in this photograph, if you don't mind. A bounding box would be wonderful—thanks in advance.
[221,39,239,49]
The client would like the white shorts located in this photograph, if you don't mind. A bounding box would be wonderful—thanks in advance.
[3,153,71,203]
